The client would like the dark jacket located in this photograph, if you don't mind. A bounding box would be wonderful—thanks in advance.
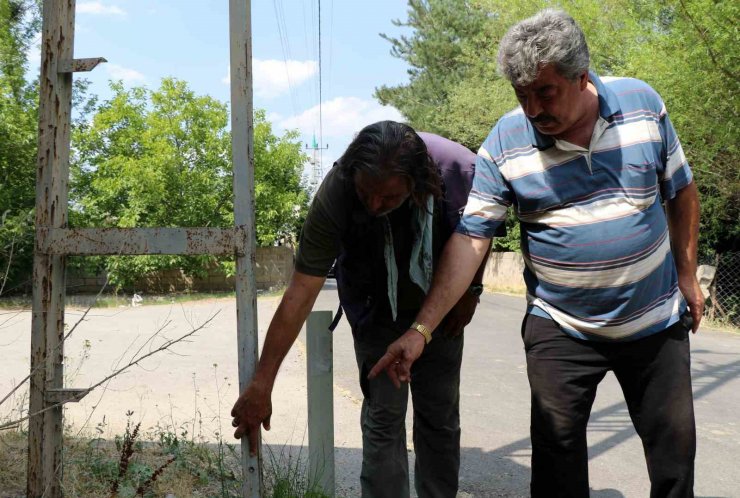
[335,133,477,330]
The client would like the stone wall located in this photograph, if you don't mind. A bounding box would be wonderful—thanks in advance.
[483,252,526,294]
[68,248,526,295]
[67,246,295,293]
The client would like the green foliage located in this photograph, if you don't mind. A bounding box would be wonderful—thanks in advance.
[379,0,739,254]
[0,0,39,293]
[71,79,309,288]
[0,0,94,294]
[2,0,309,292]
[263,444,331,498]
[254,113,311,247]
[619,0,739,254]
[375,0,492,147]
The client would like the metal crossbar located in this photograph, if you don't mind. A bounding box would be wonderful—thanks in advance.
[27,1,261,496]
[37,227,248,256]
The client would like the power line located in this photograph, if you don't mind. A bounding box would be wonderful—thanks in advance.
[306,0,329,196]
[327,0,334,100]
[318,0,323,169]
[272,0,299,116]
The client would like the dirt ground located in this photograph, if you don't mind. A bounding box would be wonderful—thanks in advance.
[3,287,739,497]
[1,295,351,446]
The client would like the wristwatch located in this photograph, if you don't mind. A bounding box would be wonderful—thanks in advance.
[410,321,432,344]
[468,284,484,299]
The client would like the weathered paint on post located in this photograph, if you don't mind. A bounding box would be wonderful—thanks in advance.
[57,57,106,73]
[27,2,264,495]
[229,0,262,496]
[28,1,75,496]
[38,227,248,255]
[307,311,335,497]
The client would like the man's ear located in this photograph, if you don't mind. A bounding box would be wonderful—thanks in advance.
[579,71,589,91]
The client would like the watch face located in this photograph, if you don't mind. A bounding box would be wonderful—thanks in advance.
[469,285,483,297]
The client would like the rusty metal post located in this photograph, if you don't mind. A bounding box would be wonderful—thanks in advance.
[229,0,262,496]
[28,0,75,496]
[25,1,263,495]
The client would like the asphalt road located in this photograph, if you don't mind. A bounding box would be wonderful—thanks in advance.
[314,281,740,498]
[1,284,738,497]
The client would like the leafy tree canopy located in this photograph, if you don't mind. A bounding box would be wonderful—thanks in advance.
[71,78,310,287]
[0,0,40,293]
[378,0,739,254]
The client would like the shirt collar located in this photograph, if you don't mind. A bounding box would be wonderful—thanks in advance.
[527,71,622,150]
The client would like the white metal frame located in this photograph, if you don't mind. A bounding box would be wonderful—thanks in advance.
[28,1,261,496]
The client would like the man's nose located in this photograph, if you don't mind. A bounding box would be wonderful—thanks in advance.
[368,195,384,213]
[524,96,542,118]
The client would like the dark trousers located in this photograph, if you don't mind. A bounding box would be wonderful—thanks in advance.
[522,315,696,498]
[353,323,463,498]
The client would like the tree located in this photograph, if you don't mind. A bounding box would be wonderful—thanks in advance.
[375,0,491,146]
[71,78,309,287]
[253,112,310,246]
[378,0,739,254]
[620,0,739,255]
[0,0,40,294]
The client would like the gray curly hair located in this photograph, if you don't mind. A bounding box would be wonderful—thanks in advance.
[498,9,590,87]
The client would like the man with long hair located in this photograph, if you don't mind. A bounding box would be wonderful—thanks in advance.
[232,121,488,497]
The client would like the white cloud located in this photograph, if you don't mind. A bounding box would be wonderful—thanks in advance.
[266,111,284,123]
[279,97,405,179]
[106,64,146,84]
[77,2,126,16]
[222,59,318,99]
[278,97,404,139]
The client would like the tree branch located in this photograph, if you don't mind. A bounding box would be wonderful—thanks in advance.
[0,310,220,431]
[677,0,739,83]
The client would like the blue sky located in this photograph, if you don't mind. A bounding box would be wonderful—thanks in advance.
[28,0,413,179]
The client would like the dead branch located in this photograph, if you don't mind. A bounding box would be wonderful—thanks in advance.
[0,278,109,411]
[0,310,220,431]
[0,233,15,297]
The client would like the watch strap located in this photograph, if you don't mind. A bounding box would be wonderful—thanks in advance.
[411,321,432,344]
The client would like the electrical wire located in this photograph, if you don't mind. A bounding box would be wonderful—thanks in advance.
[272,0,299,116]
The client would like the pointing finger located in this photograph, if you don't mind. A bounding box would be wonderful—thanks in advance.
[368,352,397,379]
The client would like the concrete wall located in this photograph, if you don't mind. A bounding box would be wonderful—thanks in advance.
[483,251,526,294]
[68,248,525,295]
[67,246,295,293]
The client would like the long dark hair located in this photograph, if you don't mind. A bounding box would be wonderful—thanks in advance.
[337,121,442,207]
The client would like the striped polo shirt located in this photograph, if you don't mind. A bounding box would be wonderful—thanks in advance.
[458,72,693,341]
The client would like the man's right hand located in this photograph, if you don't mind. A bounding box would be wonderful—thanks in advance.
[231,379,273,455]
[368,329,426,388]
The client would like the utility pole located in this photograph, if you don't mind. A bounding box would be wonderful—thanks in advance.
[306,134,329,194]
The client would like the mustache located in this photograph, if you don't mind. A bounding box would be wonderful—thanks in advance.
[531,114,556,124]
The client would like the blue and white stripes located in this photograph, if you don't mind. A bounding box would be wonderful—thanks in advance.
[458,73,693,341]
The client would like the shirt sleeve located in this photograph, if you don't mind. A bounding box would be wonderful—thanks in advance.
[455,140,512,239]
[294,170,346,276]
[657,101,693,201]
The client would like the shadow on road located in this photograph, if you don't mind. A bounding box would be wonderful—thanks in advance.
[455,354,739,497]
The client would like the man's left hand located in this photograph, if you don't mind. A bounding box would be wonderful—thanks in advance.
[441,290,479,338]
[679,273,705,333]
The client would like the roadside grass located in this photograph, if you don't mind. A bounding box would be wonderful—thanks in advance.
[0,331,326,498]
[484,285,526,297]
[699,317,740,335]
[0,423,330,498]
[0,288,286,311]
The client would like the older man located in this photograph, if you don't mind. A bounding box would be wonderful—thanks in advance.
[371,10,703,498]
[231,120,488,497]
